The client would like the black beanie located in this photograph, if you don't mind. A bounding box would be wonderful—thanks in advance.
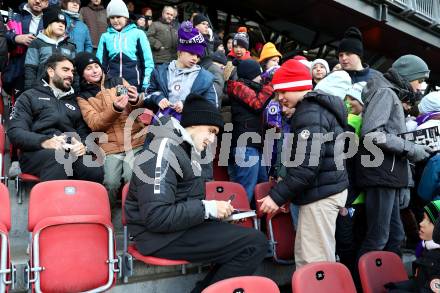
[234,59,262,80]
[43,7,66,29]
[193,14,209,27]
[180,94,224,129]
[338,27,364,57]
[212,50,227,66]
[74,52,102,79]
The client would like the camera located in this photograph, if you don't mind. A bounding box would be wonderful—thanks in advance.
[116,85,128,96]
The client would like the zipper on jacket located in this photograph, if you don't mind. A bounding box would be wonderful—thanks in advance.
[390,154,395,172]
[135,65,140,86]
[119,32,123,77]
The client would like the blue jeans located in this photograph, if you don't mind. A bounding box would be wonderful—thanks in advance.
[228,147,268,201]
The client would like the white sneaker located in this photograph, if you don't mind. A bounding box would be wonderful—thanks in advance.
[8,161,21,178]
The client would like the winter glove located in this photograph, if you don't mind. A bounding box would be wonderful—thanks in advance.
[398,188,411,209]
[407,143,433,162]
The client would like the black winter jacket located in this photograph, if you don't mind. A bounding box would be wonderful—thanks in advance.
[8,83,90,151]
[269,91,349,206]
[227,79,274,150]
[0,21,8,72]
[413,248,440,292]
[125,117,207,255]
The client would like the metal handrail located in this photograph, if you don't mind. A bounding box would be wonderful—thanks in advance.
[385,0,440,24]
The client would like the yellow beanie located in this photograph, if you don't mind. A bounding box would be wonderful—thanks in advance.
[258,42,282,63]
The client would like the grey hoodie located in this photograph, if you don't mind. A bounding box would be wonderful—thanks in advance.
[356,69,414,188]
[167,60,201,104]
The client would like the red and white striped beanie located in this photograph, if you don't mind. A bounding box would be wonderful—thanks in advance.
[272,59,313,92]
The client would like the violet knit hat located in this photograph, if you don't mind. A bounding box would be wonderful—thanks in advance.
[177,21,207,57]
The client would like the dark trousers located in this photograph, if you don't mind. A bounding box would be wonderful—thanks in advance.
[359,187,405,257]
[20,149,103,183]
[154,221,268,293]
[336,204,367,291]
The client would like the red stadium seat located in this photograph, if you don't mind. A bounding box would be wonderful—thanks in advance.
[291,262,357,293]
[254,181,295,264]
[0,183,14,292]
[205,181,258,229]
[120,183,189,283]
[201,276,280,293]
[27,180,118,292]
[358,251,408,293]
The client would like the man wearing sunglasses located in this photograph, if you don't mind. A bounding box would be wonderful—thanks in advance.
[357,54,432,259]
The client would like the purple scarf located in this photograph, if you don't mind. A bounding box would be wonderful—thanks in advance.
[416,111,440,126]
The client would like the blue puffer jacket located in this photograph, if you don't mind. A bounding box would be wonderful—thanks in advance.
[145,62,218,108]
[418,154,440,202]
[4,3,44,86]
[96,23,154,92]
[63,10,93,53]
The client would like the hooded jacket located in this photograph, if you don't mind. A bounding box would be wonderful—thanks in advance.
[4,3,44,85]
[96,23,154,92]
[269,91,349,206]
[355,68,413,188]
[145,62,218,109]
[8,82,90,152]
[125,116,207,255]
[63,10,93,53]
[76,75,146,155]
[79,3,107,48]
[147,18,178,64]
[24,33,76,90]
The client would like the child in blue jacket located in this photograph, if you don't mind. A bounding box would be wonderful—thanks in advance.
[96,0,154,92]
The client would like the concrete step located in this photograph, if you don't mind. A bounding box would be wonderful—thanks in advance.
[110,259,295,293]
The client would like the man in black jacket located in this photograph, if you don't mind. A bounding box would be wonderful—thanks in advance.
[126,94,267,293]
[259,60,349,268]
[8,54,103,182]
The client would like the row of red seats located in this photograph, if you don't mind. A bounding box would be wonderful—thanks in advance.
[202,251,408,293]
[0,180,118,292]
[0,179,410,292]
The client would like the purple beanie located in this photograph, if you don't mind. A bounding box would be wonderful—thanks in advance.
[177,21,206,57]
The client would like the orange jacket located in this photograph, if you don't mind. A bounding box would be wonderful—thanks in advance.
[77,77,146,155]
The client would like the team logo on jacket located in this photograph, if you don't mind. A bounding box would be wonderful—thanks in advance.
[268,105,278,115]
[300,129,310,140]
[430,278,440,292]
[65,103,76,111]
